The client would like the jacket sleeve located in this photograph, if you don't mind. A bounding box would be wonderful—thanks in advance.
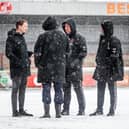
[34,35,44,67]
[95,36,103,65]
[110,39,121,61]
[110,39,124,80]
[78,36,87,60]
[70,36,87,68]
[5,37,22,64]
[65,37,70,56]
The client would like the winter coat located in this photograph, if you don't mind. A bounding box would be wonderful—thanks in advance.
[34,16,68,83]
[93,20,124,81]
[62,18,87,82]
[5,29,30,79]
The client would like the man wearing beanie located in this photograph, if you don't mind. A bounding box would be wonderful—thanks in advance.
[34,16,68,118]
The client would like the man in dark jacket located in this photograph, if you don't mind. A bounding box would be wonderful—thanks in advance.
[34,16,68,118]
[89,20,124,116]
[6,19,33,117]
[61,18,87,115]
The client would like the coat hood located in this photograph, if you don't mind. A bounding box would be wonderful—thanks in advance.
[7,28,16,37]
[101,20,113,37]
[42,16,58,31]
[62,18,76,38]
[7,28,24,37]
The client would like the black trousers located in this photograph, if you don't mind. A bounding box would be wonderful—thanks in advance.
[97,80,117,113]
[11,76,27,113]
[63,81,85,113]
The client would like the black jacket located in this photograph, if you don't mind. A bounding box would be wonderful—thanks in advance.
[93,20,124,81]
[62,18,87,82]
[6,29,30,78]
[34,16,68,83]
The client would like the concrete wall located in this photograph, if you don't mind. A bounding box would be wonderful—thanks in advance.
[2,1,128,16]
[0,1,111,15]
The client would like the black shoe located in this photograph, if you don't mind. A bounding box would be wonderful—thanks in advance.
[19,110,33,117]
[40,114,51,118]
[107,112,115,116]
[56,114,61,118]
[61,110,69,115]
[40,104,51,118]
[89,111,103,116]
[12,111,21,117]
[77,111,85,116]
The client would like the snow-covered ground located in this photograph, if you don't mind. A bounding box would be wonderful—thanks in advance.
[0,87,129,129]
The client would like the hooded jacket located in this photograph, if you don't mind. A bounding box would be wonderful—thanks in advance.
[101,20,113,38]
[34,16,68,83]
[62,18,76,39]
[93,20,124,81]
[5,29,30,78]
[62,18,87,82]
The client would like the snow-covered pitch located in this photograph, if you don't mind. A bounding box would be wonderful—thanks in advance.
[0,87,129,129]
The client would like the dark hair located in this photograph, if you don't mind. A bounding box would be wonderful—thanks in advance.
[16,19,27,29]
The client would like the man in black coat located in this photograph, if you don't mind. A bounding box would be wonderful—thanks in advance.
[34,16,68,118]
[89,20,124,116]
[6,19,33,117]
[61,18,87,115]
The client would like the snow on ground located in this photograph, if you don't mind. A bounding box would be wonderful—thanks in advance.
[0,87,129,129]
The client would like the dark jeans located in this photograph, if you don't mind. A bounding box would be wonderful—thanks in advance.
[12,76,27,113]
[63,81,85,113]
[42,82,63,104]
[97,80,117,112]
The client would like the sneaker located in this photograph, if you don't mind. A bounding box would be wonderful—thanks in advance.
[19,109,33,117]
[77,111,85,116]
[12,111,21,117]
[89,111,103,116]
[61,110,69,115]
